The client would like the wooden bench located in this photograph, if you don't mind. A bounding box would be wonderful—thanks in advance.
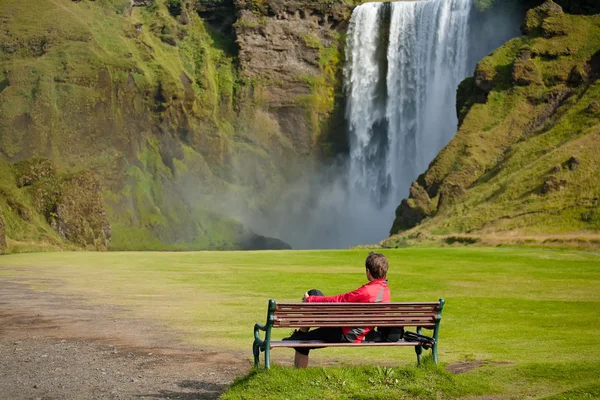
[252,298,445,369]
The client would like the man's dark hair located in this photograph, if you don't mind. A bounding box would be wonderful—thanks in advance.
[365,252,388,279]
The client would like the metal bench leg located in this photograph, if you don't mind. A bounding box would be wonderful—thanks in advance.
[415,326,423,365]
[415,344,423,365]
[264,347,271,369]
[253,341,260,367]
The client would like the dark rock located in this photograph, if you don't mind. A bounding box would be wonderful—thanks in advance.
[13,158,58,188]
[240,233,292,250]
[588,50,600,81]
[456,77,476,123]
[567,64,589,86]
[566,156,580,171]
[541,176,567,194]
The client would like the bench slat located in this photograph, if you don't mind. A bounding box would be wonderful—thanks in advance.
[275,317,436,324]
[269,340,422,348]
[273,320,435,329]
[277,303,439,310]
[277,302,440,306]
[274,312,438,318]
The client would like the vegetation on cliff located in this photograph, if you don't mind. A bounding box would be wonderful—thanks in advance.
[388,1,600,249]
[0,0,354,251]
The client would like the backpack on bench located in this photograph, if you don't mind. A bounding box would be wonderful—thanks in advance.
[403,331,436,348]
[363,326,404,342]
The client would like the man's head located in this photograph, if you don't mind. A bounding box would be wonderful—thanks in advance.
[365,252,388,280]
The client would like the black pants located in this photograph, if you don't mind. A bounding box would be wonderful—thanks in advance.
[289,289,349,356]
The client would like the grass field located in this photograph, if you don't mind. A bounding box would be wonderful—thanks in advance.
[0,248,599,398]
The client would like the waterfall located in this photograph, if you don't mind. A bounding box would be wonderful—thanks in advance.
[345,0,473,207]
[252,0,521,249]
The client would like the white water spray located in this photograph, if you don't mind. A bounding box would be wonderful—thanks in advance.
[346,0,473,207]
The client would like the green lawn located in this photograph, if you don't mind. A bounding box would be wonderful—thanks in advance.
[0,248,598,398]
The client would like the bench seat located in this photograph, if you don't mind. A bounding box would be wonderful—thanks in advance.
[252,299,445,369]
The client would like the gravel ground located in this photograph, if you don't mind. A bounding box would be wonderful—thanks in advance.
[0,281,250,400]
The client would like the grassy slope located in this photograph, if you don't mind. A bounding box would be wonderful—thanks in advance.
[0,248,598,398]
[388,6,600,248]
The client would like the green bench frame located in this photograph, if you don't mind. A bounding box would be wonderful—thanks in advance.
[253,298,445,369]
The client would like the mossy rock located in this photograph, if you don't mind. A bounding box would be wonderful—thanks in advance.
[6,198,33,222]
[541,175,567,194]
[474,60,496,94]
[437,183,467,212]
[390,182,434,234]
[30,178,62,219]
[521,1,564,36]
[13,157,58,188]
[513,58,543,86]
[52,171,111,251]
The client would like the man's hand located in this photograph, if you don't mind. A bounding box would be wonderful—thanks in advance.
[302,292,310,302]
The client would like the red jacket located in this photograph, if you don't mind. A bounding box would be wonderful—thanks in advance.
[306,278,390,343]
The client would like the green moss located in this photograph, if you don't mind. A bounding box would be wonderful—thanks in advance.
[12,157,57,188]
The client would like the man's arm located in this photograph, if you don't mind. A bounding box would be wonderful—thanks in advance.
[305,286,368,303]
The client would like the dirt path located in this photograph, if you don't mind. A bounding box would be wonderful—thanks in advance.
[0,280,250,400]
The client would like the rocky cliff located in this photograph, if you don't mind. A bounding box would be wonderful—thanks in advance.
[0,0,356,252]
[388,1,600,248]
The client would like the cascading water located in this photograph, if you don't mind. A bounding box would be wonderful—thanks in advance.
[251,0,521,249]
[346,0,473,208]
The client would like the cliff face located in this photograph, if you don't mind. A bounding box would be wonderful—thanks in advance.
[234,0,354,157]
[0,0,353,252]
[388,1,600,247]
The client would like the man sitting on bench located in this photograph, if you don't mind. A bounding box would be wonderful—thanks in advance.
[285,252,391,368]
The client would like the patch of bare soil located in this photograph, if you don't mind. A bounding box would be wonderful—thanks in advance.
[0,280,250,400]
[445,360,514,374]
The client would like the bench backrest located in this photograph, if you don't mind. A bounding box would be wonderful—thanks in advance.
[270,301,442,329]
